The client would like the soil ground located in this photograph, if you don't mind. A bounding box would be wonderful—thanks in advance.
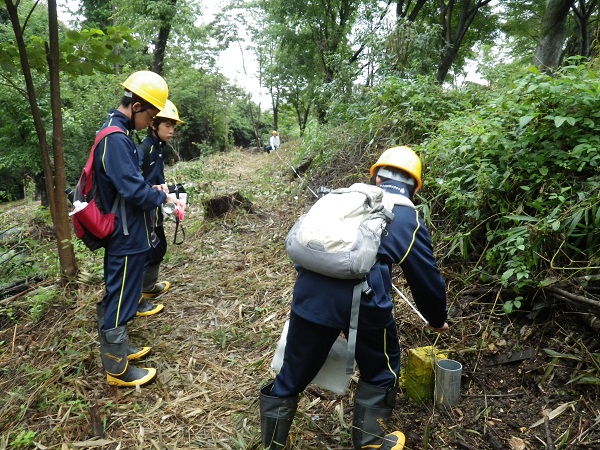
[0,145,599,449]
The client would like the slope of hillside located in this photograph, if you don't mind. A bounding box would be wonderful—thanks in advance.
[0,145,598,449]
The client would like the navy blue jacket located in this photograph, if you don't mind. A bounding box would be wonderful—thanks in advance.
[139,133,167,228]
[94,110,167,255]
[139,133,166,186]
[291,180,447,330]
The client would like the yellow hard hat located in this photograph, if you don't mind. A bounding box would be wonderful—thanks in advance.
[121,71,169,110]
[156,99,184,124]
[272,130,277,135]
[370,146,423,191]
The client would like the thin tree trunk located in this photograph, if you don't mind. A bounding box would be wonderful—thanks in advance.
[436,0,492,84]
[152,24,171,74]
[47,0,77,278]
[150,0,177,75]
[5,0,78,279]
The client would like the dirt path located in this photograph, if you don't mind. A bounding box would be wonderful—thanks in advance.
[123,147,301,448]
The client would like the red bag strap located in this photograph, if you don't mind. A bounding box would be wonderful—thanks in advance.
[79,126,126,196]
[94,125,125,148]
[85,126,125,169]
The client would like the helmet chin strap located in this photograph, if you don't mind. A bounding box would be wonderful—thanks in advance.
[129,110,137,132]
[123,91,136,132]
[128,108,143,143]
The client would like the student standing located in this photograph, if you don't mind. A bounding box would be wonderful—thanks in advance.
[95,71,185,387]
[137,100,184,315]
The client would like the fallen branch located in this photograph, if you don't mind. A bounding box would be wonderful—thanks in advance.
[0,276,50,305]
[548,286,600,310]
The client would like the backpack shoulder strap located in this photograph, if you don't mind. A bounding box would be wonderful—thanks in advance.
[94,126,124,148]
[383,192,415,209]
[86,126,126,187]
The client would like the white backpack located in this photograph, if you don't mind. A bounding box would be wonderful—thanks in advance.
[285,183,414,279]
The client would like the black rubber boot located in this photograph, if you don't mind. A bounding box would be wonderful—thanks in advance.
[260,381,298,450]
[96,303,151,360]
[99,325,156,387]
[352,380,403,450]
[142,264,170,298]
[136,297,165,317]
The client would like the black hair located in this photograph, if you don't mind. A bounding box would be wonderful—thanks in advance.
[120,91,155,112]
[152,116,173,126]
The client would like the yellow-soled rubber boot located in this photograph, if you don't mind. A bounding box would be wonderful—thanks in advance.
[100,326,156,387]
[142,264,170,299]
[352,380,399,450]
[378,431,405,449]
[136,297,165,317]
[97,303,151,359]
[127,344,151,360]
[106,366,157,387]
[142,281,171,299]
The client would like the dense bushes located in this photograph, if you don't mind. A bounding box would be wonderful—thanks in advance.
[423,63,600,291]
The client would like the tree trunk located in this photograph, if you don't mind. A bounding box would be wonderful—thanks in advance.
[396,0,428,21]
[571,0,596,58]
[247,95,261,148]
[150,0,177,75]
[436,0,493,84]
[151,24,171,75]
[533,0,575,73]
[47,0,78,278]
[5,0,78,279]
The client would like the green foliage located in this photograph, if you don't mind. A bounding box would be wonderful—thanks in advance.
[9,430,37,449]
[503,296,523,314]
[0,204,60,290]
[500,0,545,64]
[328,75,476,146]
[424,61,600,290]
[28,287,58,321]
[60,26,139,76]
[0,234,36,283]
[297,59,598,297]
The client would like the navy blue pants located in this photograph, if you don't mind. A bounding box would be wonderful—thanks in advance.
[271,311,401,398]
[101,251,146,329]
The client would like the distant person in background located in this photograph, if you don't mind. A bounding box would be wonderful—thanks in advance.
[137,99,184,317]
[95,71,186,387]
[264,130,280,154]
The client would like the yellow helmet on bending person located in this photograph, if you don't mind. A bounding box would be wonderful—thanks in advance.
[370,146,423,191]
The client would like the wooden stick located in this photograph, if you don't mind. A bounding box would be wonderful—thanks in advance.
[544,415,555,450]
